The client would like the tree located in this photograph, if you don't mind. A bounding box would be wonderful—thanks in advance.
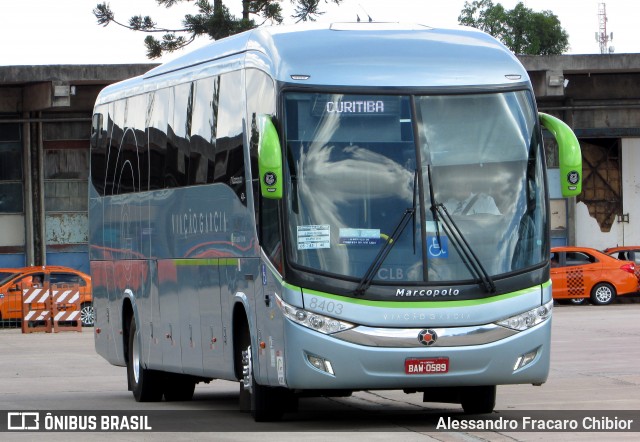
[458,0,569,55]
[94,0,342,59]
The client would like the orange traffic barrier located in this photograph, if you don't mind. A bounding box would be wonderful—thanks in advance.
[21,284,83,333]
[51,286,82,333]
[21,288,52,334]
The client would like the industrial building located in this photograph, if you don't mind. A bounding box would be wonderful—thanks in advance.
[0,55,639,272]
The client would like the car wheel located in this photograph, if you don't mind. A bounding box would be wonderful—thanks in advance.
[590,282,616,305]
[80,302,95,327]
[569,298,588,305]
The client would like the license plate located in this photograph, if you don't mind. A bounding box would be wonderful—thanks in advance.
[405,357,449,374]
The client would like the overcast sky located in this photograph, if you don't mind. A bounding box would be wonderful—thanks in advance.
[0,0,634,66]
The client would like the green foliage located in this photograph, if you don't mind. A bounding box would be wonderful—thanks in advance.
[93,0,342,59]
[458,0,569,55]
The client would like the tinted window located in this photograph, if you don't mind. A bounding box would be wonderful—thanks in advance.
[565,252,594,266]
[50,273,86,286]
[0,125,23,212]
[148,89,170,190]
[215,71,245,201]
[90,106,109,195]
[190,76,219,185]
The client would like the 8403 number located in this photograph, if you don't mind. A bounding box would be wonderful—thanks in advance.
[308,297,344,315]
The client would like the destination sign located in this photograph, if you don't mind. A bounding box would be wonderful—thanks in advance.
[326,100,385,114]
[309,94,401,117]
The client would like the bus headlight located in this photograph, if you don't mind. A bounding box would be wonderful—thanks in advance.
[275,294,355,335]
[495,300,552,331]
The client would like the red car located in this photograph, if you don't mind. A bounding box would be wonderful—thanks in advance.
[550,246,638,305]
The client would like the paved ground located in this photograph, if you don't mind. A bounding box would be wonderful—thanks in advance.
[0,303,639,441]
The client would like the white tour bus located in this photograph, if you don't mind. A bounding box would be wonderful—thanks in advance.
[89,22,582,421]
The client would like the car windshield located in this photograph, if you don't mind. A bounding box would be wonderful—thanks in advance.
[0,272,18,285]
[283,91,547,285]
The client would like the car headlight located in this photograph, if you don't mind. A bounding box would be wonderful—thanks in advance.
[495,300,553,331]
[274,293,355,334]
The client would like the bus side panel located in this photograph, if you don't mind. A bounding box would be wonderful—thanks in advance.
[199,261,226,378]
[253,260,288,387]
[177,263,204,376]
[92,260,125,366]
[126,259,158,373]
[146,260,162,370]
[158,259,182,373]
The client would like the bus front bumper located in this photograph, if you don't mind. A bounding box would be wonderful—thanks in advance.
[281,318,551,390]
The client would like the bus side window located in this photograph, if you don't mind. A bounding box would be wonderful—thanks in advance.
[215,71,245,201]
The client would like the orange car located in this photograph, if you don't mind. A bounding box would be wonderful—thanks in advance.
[550,246,638,305]
[604,246,640,290]
[0,266,93,326]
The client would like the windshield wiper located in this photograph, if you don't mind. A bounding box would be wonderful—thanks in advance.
[427,165,496,293]
[354,170,417,296]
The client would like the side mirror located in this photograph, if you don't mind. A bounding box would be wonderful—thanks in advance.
[257,115,283,199]
[539,112,582,197]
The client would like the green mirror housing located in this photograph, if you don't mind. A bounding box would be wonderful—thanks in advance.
[257,114,283,199]
[539,112,582,197]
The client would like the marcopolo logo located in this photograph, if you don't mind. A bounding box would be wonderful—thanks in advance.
[395,288,460,297]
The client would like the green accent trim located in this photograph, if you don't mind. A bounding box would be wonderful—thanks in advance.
[174,258,239,266]
[282,283,545,309]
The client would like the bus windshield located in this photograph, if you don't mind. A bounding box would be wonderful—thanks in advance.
[283,91,547,285]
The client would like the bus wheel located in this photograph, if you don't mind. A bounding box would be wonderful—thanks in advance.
[461,385,496,414]
[590,283,616,305]
[127,316,163,402]
[241,345,286,422]
[164,374,196,401]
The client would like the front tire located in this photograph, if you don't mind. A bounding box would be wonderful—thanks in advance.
[127,316,163,402]
[239,341,294,422]
[591,282,616,305]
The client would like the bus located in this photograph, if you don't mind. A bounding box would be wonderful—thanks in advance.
[89,22,582,421]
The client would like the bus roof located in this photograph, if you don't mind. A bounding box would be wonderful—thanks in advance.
[98,22,529,102]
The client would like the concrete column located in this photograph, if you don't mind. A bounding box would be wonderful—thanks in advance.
[23,112,34,266]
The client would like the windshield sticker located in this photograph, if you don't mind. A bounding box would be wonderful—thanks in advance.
[428,235,449,258]
[339,228,380,246]
[297,225,330,250]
